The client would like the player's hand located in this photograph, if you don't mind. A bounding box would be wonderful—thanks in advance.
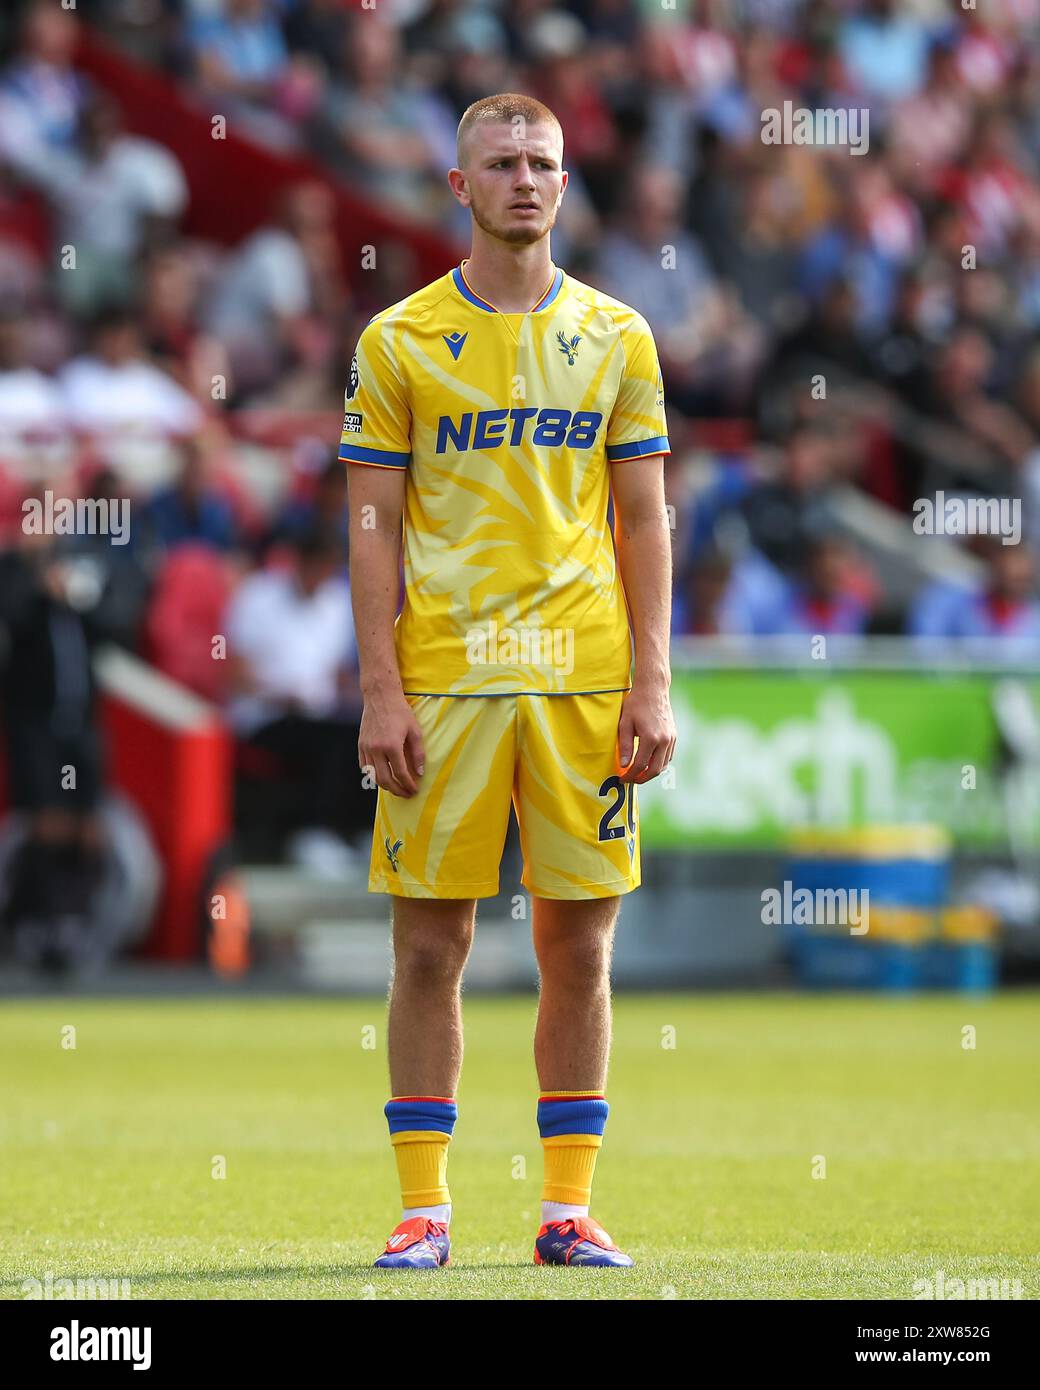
[617,679,676,784]
[358,691,426,798]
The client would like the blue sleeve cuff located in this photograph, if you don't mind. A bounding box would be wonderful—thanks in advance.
[606,435,670,462]
[339,444,410,468]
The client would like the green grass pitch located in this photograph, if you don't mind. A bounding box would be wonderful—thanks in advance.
[1,992,1037,1300]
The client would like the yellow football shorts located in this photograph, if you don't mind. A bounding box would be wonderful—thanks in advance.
[368,691,639,900]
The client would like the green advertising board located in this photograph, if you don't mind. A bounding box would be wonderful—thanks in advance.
[639,668,1040,850]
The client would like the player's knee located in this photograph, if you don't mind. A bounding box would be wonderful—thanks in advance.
[536,928,614,986]
[393,920,473,983]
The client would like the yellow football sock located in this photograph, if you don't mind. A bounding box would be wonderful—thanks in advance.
[390,1130,451,1208]
[541,1133,602,1206]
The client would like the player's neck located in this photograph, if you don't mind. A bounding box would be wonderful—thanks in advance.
[461,241,556,313]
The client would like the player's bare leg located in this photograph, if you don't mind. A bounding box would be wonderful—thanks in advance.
[529,895,632,1265]
[531,896,619,1089]
[387,897,475,1095]
[374,897,474,1267]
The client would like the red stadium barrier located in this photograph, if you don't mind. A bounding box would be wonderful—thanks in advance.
[97,649,232,961]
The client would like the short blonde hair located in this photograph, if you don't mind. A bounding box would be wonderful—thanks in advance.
[456,93,563,168]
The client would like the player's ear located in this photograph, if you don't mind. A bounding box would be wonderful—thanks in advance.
[447,167,469,205]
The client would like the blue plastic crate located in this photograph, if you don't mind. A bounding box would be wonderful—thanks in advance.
[788,934,919,991]
[917,941,998,991]
[787,857,949,908]
[788,933,997,992]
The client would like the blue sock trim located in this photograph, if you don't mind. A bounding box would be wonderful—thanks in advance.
[537,1097,609,1139]
[385,1098,458,1136]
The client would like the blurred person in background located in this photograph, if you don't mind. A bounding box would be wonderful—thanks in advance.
[952,265,1028,388]
[952,5,1022,98]
[685,511,797,637]
[144,433,240,553]
[887,35,972,194]
[0,1,90,163]
[708,169,800,338]
[596,163,760,414]
[797,161,922,338]
[143,538,240,704]
[253,309,361,414]
[678,414,869,633]
[498,0,573,67]
[224,524,365,871]
[837,0,932,108]
[632,20,702,188]
[281,0,353,80]
[672,544,756,638]
[779,531,875,637]
[59,463,154,652]
[265,454,348,560]
[568,0,642,55]
[870,265,954,408]
[140,241,229,404]
[204,179,347,401]
[12,90,189,318]
[1008,210,1040,334]
[899,325,1032,498]
[403,1,512,136]
[59,304,205,439]
[0,308,64,447]
[314,15,448,225]
[738,422,844,575]
[0,527,108,972]
[949,109,1032,265]
[188,0,321,151]
[909,535,1040,653]
[756,274,883,436]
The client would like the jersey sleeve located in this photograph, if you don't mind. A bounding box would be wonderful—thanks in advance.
[338,315,412,469]
[605,314,670,463]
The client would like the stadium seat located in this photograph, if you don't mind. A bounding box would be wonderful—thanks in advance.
[143,543,236,703]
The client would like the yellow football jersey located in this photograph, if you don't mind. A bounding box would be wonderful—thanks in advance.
[340,260,669,696]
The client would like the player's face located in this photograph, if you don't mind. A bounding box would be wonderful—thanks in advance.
[458,124,567,245]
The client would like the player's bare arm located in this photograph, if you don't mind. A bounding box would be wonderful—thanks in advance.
[610,454,676,784]
[347,463,425,798]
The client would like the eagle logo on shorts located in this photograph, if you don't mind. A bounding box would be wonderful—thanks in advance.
[384,835,403,873]
[346,354,360,400]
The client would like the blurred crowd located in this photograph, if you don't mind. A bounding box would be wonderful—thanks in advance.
[0,0,1035,649]
[1,0,1039,965]
[0,0,1038,824]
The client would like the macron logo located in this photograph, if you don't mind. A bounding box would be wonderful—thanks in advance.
[443,331,468,362]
